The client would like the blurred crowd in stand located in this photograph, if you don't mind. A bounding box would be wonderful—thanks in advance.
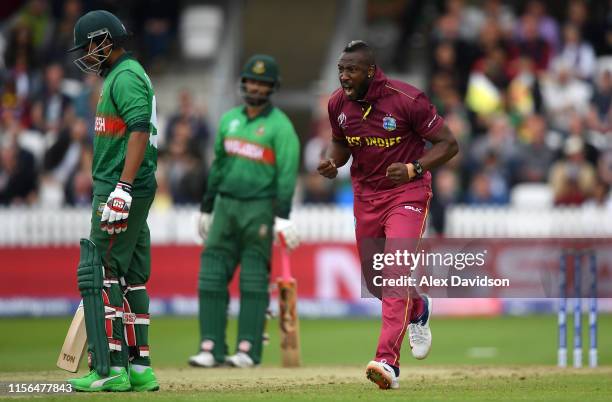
[302,0,612,233]
[2,0,611,237]
[0,0,213,210]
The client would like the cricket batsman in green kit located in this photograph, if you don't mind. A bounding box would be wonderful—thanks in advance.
[189,55,300,368]
[66,10,159,391]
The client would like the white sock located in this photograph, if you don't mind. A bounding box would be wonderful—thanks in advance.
[131,364,148,373]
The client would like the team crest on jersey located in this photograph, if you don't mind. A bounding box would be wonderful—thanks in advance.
[337,112,347,129]
[228,119,240,133]
[383,115,397,131]
[256,125,265,136]
[252,60,266,74]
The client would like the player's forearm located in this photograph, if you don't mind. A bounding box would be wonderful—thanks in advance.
[325,140,351,167]
[418,125,458,172]
[120,131,149,184]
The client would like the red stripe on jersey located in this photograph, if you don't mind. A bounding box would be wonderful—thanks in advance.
[223,137,276,164]
[95,115,127,137]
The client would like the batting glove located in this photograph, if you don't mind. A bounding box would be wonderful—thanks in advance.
[198,212,214,244]
[101,181,132,235]
[274,217,300,251]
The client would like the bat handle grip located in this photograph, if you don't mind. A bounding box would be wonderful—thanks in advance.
[278,234,292,281]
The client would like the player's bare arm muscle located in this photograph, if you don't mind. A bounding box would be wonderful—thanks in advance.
[386,125,458,184]
[120,131,149,184]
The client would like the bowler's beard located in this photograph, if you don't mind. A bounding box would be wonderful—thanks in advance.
[354,80,370,101]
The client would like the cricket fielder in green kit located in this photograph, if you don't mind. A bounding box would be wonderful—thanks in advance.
[189,55,300,368]
[66,10,159,391]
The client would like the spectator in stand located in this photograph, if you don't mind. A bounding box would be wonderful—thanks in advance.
[541,59,592,132]
[43,117,89,188]
[443,0,485,42]
[30,62,73,136]
[516,114,555,183]
[465,22,512,109]
[15,0,54,57]
[587,67,612,133]
[566,0,598,51]
[515,0,560,53]
[482,0,516,39]
[45,0,83,79]
[556,23,597,81]
[429,167,460,234]
[475,18,509,61]
[507,57,542,118]
[2,22,40,124]
[465,47,511,119]
[0,138,37,205]
[469,114,518,180]
[597,149,612,187]
[431,4,475,85]
[165,89,210,152]
[549,136,596,206]
[165,119,205,204]
[599,14,612,56]
[511,14,552,73]
[131,0,178,71]
[431,41,464,95]
[465,168,509,205]
[565,113,599,166]
[64,146,93,206]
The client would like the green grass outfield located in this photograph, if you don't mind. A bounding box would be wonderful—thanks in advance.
[0,315,611,401]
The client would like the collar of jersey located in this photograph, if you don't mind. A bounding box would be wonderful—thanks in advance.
[241,103,273,121]
[101,52,133,77]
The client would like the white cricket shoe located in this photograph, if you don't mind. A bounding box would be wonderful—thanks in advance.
[226,352,256,368]
[408,294,432,360]
[188,351,216,368]
[365,360,399,390]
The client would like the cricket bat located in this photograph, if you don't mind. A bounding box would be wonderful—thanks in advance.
[57,301,87,372]
[277,236,301,367]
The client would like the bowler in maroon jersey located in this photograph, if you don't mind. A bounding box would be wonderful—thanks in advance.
[318,40,458,390]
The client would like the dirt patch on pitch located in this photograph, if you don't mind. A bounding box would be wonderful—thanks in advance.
[1,366,609,393]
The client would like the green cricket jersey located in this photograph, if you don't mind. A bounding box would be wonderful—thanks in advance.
[93,53,158,197]
[202,105,300,218]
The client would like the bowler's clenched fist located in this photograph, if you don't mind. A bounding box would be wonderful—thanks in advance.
[317,159,338,179]
[386,162,416,185]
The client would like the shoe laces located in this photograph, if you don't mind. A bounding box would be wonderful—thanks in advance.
[409,322,428,344]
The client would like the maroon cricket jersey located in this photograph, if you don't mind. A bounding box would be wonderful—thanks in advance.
[328,68,444,199]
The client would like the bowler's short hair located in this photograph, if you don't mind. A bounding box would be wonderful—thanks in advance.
[343,40,375,65]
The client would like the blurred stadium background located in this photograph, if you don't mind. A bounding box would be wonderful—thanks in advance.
[1,0,612,326]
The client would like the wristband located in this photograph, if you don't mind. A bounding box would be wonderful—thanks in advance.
[117,181,133,194]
